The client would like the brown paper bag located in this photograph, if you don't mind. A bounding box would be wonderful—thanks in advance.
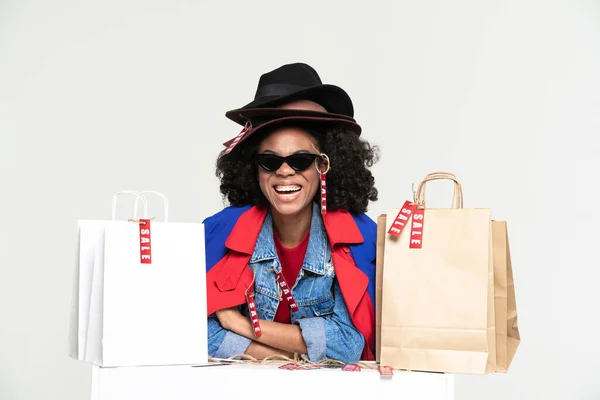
[505,233,520,368]
[375,214,387,362]
[492,221,520,372]
[378,219,520,373]
[380,172,500,374]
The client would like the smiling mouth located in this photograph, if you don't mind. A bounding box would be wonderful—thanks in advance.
[274,185,302,194]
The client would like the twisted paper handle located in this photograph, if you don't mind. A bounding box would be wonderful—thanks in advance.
[413,172,464,209]
[208,354,379,370]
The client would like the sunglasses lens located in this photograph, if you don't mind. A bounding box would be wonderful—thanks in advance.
[256,153,319,172]
[287,154,317,171]
[256,154,283,171]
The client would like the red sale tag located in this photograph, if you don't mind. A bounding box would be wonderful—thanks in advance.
[320,169,327,215]
[276,271,299,312]
[387,201,416,237]
[378,365,394,378]
[342,363,361,372]
[246,288,262,337]
[409,207,425,249]
[139,219,152,264]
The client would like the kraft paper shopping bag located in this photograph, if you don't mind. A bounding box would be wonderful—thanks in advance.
[380,172,498,374]
[492,221,520,372]
[375,214,387,362]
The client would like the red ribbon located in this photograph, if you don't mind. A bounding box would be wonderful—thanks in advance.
[246,283,262,337]
[276,271,299,312]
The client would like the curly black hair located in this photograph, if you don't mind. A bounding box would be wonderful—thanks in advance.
[216,121,379,214]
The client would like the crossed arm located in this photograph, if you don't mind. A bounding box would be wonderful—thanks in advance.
[215,307,307,358]
[208,281,364,362]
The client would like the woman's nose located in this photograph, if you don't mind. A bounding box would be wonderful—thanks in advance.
[275,161,295,177]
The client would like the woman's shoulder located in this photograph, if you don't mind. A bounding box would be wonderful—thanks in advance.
[203,204,252,226]
[202,204,253,245]
[344,212,376,265]
[349,211,376,227]
[349,212,377,241]
[203,204,253,270]
[323,209,376,246]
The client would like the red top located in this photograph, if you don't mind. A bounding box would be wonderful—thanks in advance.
[272,230,310,323]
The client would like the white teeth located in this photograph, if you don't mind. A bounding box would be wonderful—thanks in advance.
[275,185,301,193]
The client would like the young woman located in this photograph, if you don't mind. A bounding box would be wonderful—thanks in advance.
[204,63,379,363]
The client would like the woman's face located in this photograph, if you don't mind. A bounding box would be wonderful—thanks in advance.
[257,127,321,218]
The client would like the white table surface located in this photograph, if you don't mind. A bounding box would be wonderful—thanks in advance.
[90,362,454,400]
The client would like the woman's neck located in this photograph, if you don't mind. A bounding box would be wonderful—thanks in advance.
[271,204,313,248]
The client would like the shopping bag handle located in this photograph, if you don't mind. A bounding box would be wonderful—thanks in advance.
[136,190,169,222]
[111,190,149,220]
[422,172,458,180]
[413,172,464,209]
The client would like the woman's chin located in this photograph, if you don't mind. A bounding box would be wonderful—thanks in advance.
[270,198,312,217]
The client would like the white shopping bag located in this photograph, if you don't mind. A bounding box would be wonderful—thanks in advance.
[69,191,208,367]
[69,191,149,361]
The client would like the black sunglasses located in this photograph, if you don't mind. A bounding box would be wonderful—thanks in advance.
[256,153,320,172]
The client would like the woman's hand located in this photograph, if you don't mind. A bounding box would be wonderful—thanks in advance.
[215,307,244,331]
[216,306,308,356]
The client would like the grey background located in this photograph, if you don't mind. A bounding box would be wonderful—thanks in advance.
[1,0,599,399]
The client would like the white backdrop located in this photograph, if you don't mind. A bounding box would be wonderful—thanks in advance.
[1,1,599,399]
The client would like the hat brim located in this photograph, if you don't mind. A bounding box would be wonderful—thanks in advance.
[225,84,354,125]
[226,108,357,125]
[222,115,362,149]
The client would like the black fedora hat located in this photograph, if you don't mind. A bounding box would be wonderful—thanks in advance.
[225,62,355,125]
